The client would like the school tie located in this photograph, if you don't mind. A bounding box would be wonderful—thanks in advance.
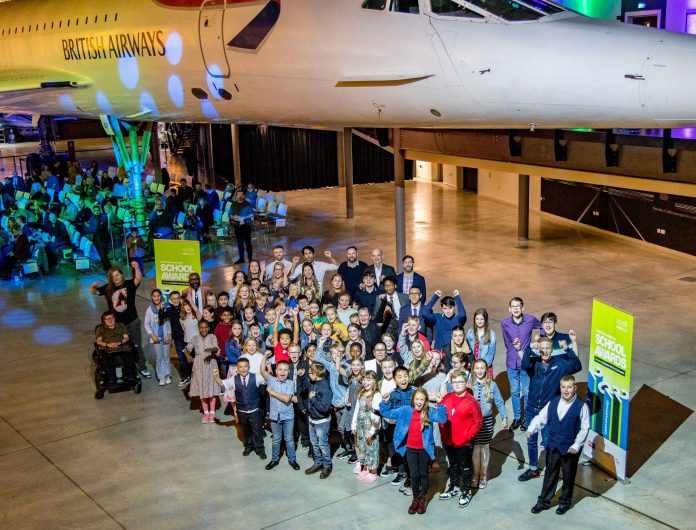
[242,376,247,388]
[412,306,416,316]
[194,292,199,309]
[389,294,394,307]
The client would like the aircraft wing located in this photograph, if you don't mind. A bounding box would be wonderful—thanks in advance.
[0,66,91,96]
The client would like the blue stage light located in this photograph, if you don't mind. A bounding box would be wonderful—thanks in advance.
[119,55,140,90]
[207,65,223,100]
[32,325,72,345]
[96,91,113,114]
[59,93,78,112]
[201,100,220,120]
[140,92,160,116]
[168,74,184,108]
[2,309,37,328]
[165,32,183,66]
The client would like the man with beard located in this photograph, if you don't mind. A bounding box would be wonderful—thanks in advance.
[396,255,427,300]
[337,246,368,297]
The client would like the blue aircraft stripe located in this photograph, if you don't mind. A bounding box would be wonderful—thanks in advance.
[228,1,280,50]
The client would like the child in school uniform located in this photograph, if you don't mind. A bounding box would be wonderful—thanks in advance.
[380,387,448,515]
[467,359,508,489]
[212,358,267,460]
[529,374,589,516]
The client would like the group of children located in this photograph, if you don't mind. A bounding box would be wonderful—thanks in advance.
[95,249,591,517]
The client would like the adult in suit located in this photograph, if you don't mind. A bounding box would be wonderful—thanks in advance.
[373,276,408,337]
[182,271,213,319]
[396,255,426,300]
[366,248,396,288]
[398,285,429,338]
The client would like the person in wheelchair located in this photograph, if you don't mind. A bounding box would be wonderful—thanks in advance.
[95,311,138,394]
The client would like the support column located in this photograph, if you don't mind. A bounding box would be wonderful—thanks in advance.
[231,123,242,188]
[394,128,406,270]
[518,173,530,241]
[198,124,215,187]
[150,121,161,172]
[343,127,354,219]
[337,130,345,187]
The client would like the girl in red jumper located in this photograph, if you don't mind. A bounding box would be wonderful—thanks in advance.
[437,370,483,508]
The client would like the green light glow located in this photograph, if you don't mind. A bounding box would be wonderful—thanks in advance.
[557,0,620,19]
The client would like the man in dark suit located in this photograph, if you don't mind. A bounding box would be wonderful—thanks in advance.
[357,307,381,360]
[373,275,408,337]
[366,248,396,288]
[398,286,429,337]
[396,255,426,300]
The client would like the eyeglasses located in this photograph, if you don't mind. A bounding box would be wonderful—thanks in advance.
[510,305,523,309]
[451,381,466,386]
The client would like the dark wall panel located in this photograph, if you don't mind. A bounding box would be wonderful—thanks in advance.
[211,124,233,183]
[541,179,696,256]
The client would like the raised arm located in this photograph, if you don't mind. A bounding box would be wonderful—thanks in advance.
[259,350,273,381]
[131,260,142,286]
[454,290,467,325]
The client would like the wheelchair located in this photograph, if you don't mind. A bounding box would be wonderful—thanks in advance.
[92,342,142,399]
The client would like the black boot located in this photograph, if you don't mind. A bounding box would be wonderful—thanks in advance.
[336,432,351,460]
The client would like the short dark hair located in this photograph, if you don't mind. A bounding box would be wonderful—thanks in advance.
[217,291,229,299]
[540,312,557,323]
[302,245,315,255]
[440,296,455,308]
[347,245,357,252]
[236,357,250,365]
[402,254,414,262]
[276,360,290,369]
[101,311,116,323]
[309,362,326,379]
[394,366,409,377]
[560,374,576,384]
[509,297,524,306]
[383,275,397,285]
[362,270,375,279]
[278,329,292,339]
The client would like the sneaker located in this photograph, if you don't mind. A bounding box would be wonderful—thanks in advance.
[520,423,527,432]
[178,378,189,387]
[201,414,209,424]
[380,465,393,477]
[416,495,427,514]
[479,476,488,489]
[438,486,461,500]
[208,413,217,423]
[353,463,362,474]
[165,377,172,385]
[159,379,166,386]
[400,480,412,496]
[140,369,151,379]
[458,492,472,507]
[336,449,351,460]
[363,473,378,484]
[347,455,358,465]
[518,469,541,481]
[391,472,406,486]
[408,497,419,515]
[472,477,479,488]
[357,470,369,482]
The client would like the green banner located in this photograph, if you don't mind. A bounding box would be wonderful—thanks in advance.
[583,299,633,481]
[154,239,201,295]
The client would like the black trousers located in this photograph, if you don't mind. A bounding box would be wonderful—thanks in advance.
[444,443,474,492]
[538,448,580,507]
[238,409,265,454]
[294,402,309,446]
[406,448,431,497]
[233,224,253,261]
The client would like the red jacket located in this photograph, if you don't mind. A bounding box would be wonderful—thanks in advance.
[439,391,483,447]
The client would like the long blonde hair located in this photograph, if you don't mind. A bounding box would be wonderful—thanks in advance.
[467,359,492,402]
[358,370,378,402]
[411,388,431,431]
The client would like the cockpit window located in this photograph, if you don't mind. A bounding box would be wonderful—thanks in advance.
[362,0,387,9]
[391,0,420,13]
[464,0,548,21]
[431,0,485,17]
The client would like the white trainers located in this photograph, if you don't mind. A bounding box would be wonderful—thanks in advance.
[159,379,166,386]
[165,377,172,384]
[438,486,461,500]
[458,492,472,507]
[479,476,487,489]
[353,463,362,474]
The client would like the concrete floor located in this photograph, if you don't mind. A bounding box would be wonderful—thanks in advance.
[1,181,695,529]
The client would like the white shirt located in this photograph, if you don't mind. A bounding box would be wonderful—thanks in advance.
[242,352,265,383]
[373,264,383,285]
[350,392,383,433]
[528,396,590,453]
[291,260,338,289]
[385,292,402,316]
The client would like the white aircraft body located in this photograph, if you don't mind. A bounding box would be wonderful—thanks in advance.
[0,0,696,129]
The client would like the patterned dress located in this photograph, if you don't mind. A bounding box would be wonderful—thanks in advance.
[354,393,381,470]
[188,333,220,398]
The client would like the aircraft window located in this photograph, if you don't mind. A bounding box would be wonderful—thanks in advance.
[51,21,54,29]
[115,13,119,22]
[94,15,98,23]
[43,23,46,30]
[28,25,31,32]
[35,24,38,31]
[76,18,79,26]
[465,0,543,20]
[67,19,70,27]
[431,0,484,16]
[362,0,387,8]
[85,17,89,24]
[390,0,420,13]
[104,14,108,22]
[59,20,62,28]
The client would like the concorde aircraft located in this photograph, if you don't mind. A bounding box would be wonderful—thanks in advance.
[0,0,696,129]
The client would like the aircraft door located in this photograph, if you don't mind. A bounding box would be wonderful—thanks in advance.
[199,0,231,78]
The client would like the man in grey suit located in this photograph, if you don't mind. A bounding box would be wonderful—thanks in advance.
[366,248,396,288]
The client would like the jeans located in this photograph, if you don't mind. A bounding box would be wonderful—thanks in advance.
[124,318,147,372]
[524,404,545,470]
[153,342,171,381]
[309,420,332,468]
[506,368,530,420]
[406,448,431,497]
[173,338,190,379]
[271,418,297,462]
[444,444,474,492]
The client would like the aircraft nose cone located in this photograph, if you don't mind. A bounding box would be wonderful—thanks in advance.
[642,40,696,124]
